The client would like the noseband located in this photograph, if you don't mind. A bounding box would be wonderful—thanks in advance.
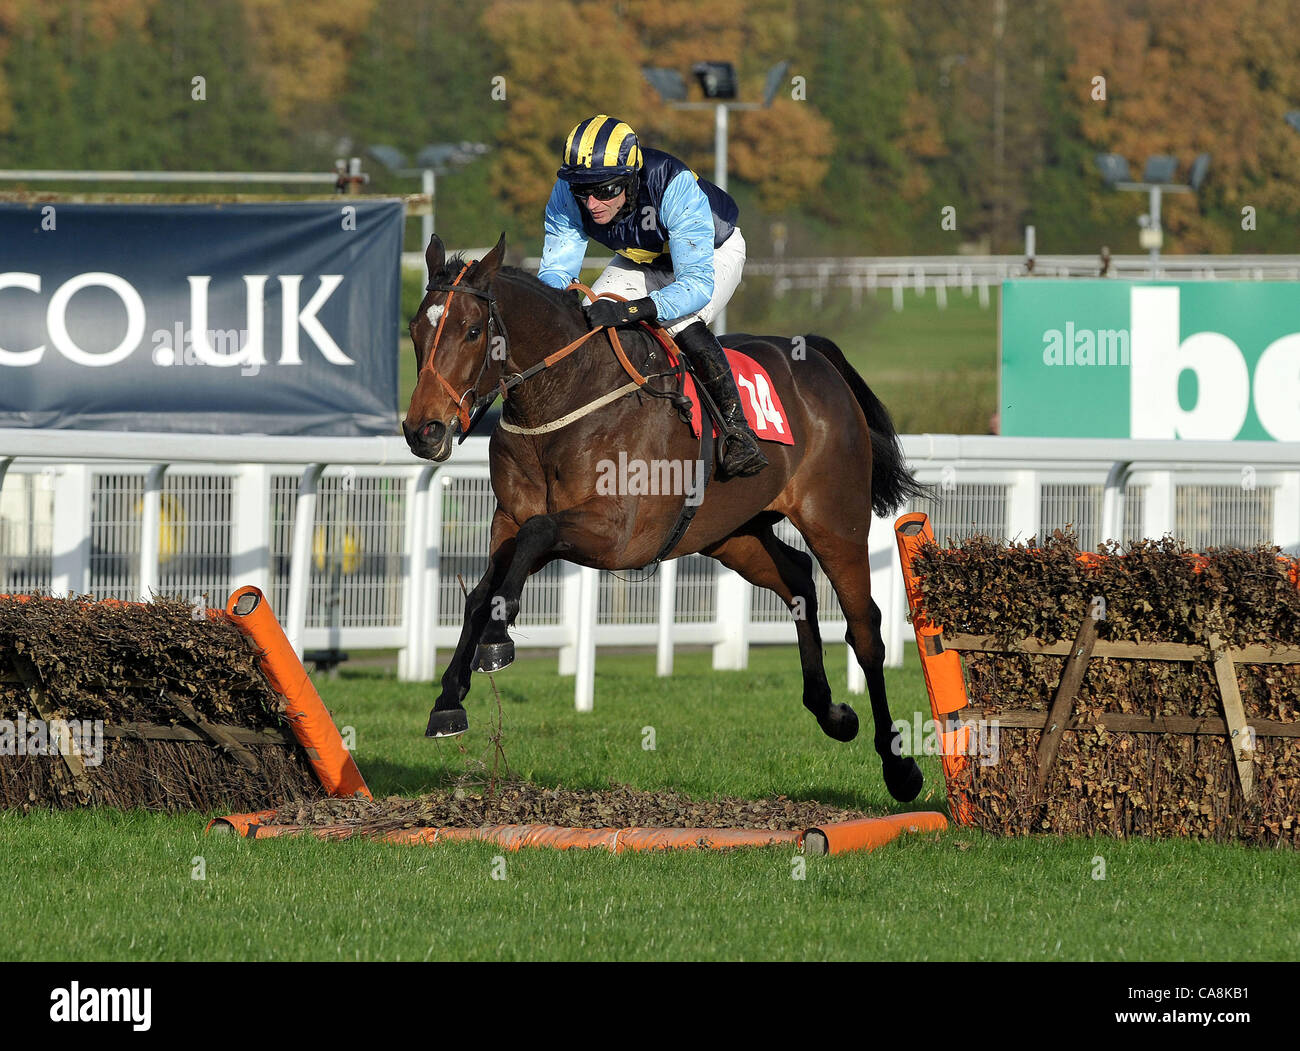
[422,262,508,440]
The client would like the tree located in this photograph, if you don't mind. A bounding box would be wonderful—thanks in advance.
[1066,0,1300,252]
[483,0,645,240]
[342,0,510,245]
[236,0,376,122]
[619,0,834,214]
[793,0,939,249]
[904,0,1075,252]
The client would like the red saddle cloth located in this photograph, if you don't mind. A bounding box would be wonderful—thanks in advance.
[676,346,795,445]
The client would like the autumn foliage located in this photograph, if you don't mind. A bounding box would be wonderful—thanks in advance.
[2,0,1299,253]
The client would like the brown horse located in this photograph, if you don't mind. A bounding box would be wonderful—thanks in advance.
[403,233,926,802]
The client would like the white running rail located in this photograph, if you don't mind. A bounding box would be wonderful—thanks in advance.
[1,429,1296,711]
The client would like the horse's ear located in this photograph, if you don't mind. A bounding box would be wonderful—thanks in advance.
[425,234,445,280]
[474,233,507,281]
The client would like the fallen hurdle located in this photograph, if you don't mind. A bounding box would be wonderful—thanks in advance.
[207,809,948,855]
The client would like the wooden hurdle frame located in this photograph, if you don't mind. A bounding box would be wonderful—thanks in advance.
[894,511,1300,827]
[0,587,369,807]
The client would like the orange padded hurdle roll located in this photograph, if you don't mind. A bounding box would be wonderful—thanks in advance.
[206,809,280,836]
[207,813,948,855]
[801,812,948,855]
[224,586,371,800]
[896,512,975,824]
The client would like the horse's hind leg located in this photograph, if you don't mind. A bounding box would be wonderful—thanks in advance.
[703,525,858,742]
[792,522,923,802]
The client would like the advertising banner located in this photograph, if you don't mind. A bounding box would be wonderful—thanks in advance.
[1001,280,1300,442]
[0,200,403,436]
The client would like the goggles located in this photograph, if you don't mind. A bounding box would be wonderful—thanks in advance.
[570,179,626,202]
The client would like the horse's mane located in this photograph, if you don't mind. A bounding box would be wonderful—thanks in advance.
[429,253,585,314]
[493,263,660,373]
[498,264,585,313]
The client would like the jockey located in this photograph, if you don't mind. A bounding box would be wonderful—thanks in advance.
[537,114,768,477]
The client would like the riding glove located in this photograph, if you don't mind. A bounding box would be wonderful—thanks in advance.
[584,296,658,329]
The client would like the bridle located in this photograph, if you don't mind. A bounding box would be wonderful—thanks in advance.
[419,263,673,442]
[420,263,510,439]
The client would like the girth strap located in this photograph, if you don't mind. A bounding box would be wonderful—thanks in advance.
[645,386,714,569]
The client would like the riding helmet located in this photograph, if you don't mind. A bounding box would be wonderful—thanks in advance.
[559,115,643,183]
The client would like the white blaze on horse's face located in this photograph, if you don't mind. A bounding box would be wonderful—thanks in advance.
[425,303,444,327]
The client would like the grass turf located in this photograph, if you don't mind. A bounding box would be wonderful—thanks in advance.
[2,645,1297,962]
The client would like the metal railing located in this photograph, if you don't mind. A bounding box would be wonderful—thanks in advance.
[501,253,1300,312]
[2,430,1297,710]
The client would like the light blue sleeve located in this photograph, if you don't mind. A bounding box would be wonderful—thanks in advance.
[537,181,589,290]
[647,171,717,321]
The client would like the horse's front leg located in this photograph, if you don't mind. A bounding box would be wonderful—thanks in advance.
[425,510,518,738]
[471,512,564,673]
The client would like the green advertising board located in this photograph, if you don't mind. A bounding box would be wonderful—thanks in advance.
[1000,280,1300,441]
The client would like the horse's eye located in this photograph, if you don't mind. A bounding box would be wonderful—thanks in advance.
[468,326,482,339]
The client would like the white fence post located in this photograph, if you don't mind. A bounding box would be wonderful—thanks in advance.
[1006,469,1038,541]
[1101,462,1133,544]
[1141,470,1174,540]
[420,471,443,680]
[846,645,865,694]
[138,463,169,601]
[1274,471,1300,555]
[557,561,581,676]
[230,464,271,595]
[50,464,91,597]
[574,566,599,710]
[853,510,904,688]
[712,566,751,670]
[656,558,677,677]
[399,466,436,681]
[886,536,908,669]
[286,463,325,657]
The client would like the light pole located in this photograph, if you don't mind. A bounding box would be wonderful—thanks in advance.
[367,141,490,247]
[642,61,788,332]
[1096,152,1210,270]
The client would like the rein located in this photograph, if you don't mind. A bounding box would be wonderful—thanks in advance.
[423,265,673,438]
[422,266,713,571]
[496,281,649,398]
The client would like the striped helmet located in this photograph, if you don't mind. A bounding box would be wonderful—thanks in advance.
[558,115,643,184]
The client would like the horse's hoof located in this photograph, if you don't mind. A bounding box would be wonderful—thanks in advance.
[473,639,515,673]
[426,708,469,738]
[884,756,923,802]
[818,702,859,743]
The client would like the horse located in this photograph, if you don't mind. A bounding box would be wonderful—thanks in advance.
[403,233,928,802]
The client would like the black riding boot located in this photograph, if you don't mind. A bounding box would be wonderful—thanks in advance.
[675,321,769,477]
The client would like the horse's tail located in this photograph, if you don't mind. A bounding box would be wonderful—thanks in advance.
[804,333,929,517]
